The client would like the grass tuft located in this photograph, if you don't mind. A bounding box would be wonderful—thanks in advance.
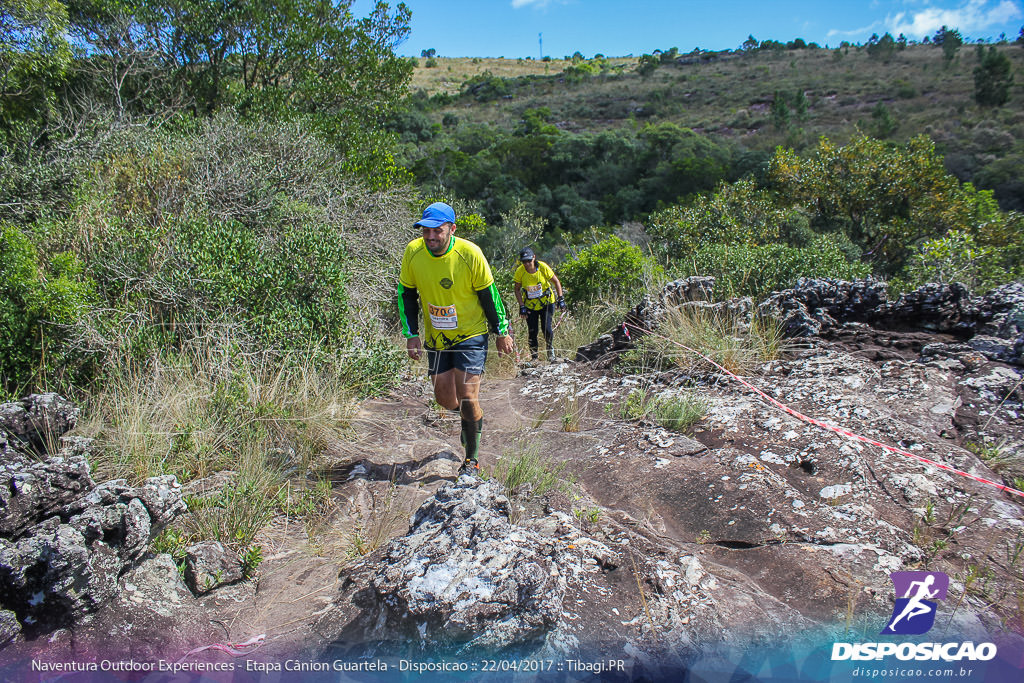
[74,336,357,563]
[621,305,783,376]
[491,440,576,522]
[617,384,708,433]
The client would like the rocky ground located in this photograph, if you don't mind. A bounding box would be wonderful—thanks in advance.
[2,279,1023,680]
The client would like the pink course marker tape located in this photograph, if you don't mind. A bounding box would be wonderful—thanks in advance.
[627,322,1024,499]
[176,633,266,662]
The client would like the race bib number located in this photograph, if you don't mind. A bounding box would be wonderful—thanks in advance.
[525,283,544,299]
[428,303,458,330]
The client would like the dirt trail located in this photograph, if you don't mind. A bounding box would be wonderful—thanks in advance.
[174,337,1024,658]
[203,363,570,656]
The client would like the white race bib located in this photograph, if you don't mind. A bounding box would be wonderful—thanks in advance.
[428,303,458,330]
[525,283,544,299]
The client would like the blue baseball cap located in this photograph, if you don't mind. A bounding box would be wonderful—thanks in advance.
[414,202,456,228]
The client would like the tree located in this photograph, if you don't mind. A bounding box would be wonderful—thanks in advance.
[420,47,436,58]
[974,46,1014,106]
[741,35,758,52]
[768,134,990,271]
[771,90,790,130]
[64,1,413,186]
[933,25,963,63]
[771,90,807,131]
[636,53,659,76]
[659,47,679,63]
[1,0,71,133]
[866,32,896,61]
[64,0,185,120]
[871,102,897,137]
[68,1,413,125]
[791,90,808,122]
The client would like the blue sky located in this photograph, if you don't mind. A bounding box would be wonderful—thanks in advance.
[352,0,1024,58]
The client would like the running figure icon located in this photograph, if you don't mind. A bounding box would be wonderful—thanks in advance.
[881,571,949,635]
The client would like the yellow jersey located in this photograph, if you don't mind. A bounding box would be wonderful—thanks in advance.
[513,261,557,311]
[398,236,507,349]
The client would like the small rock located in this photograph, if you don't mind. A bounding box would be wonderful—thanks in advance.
[184,541,244,594]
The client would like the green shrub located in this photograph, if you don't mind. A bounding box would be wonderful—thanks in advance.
[564,61,601,83]
[15,115,410,395]
[559,235,664,307]
[461,72,511,101]
[768,134,1010,273]
[647,179,784,257]
[676,235,871,299]
[0,224,95,394]
[902,229,1020,292]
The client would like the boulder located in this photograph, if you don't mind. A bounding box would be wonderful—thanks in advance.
[71,553,222,660]
[0,610,21,646]
[976,282,1024,339]
[661,276,715,305]
[320,478,565,651]
[0,455,95,538]
[184,541,244,594]
[0,470,184,636]
[874,281,978,334]
[968,335,1024,367]
[0,394,79,452]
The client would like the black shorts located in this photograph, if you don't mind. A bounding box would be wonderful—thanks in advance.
[426,335,488,376]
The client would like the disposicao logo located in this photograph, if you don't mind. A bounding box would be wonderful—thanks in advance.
[831,571,997,663]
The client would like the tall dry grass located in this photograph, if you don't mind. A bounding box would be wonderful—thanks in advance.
[77,339,355,485]
[622,305,784,376]
[75,336,359,559]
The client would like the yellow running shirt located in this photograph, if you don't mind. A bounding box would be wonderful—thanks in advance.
[513,261,557,311]
[399,236,499,349]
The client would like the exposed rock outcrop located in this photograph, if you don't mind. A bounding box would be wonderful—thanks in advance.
[0,450,94,538]
[758,277,888,337]
[316,477,566,652]
[184,541,245,594]
[580,277,1024,366]
[873,281,978,333]
[0,393,79,452]
[0,396,186,642]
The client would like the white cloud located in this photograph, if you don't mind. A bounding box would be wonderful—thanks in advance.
[887,0,1022,38]
[827,20,885,38]
[512,0,557,8]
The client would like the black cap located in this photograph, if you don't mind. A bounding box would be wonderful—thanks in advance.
[519,247,535,262]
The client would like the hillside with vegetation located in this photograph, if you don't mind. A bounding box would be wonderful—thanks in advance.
[2,3,1024,672]
[389,35,1023,300]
